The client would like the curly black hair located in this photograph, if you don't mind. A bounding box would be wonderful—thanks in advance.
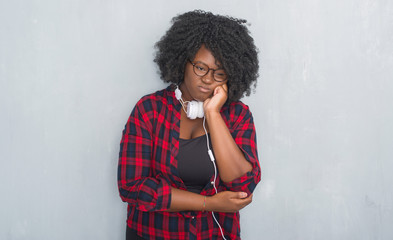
[154,10,259,102]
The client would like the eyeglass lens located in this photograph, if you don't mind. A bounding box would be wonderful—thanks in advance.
[192,61,227,82]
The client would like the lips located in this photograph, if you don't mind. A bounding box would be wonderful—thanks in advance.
[198,86,211,93]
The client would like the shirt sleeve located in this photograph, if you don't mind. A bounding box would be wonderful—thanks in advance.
[117,98,172,212]
[219,104,261,195]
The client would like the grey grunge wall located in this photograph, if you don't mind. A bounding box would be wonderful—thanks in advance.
[1,0,393,239]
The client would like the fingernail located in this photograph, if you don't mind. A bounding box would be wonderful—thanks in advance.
[241,192,247,198]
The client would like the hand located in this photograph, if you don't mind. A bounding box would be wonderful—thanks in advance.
[206,191,253,213]
[203,84,228,114]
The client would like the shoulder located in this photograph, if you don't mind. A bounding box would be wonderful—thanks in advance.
[220,101,255,129]
[221,100,252,118]
[135,86,176,113]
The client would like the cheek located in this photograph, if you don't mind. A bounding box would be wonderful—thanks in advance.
[184,72,192,83]
[183,68,195,83]
[213,82,226,91]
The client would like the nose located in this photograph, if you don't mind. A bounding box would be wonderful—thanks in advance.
[201,69,215,84]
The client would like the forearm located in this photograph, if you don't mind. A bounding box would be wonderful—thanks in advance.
[205,111,252,183]
[168,188,206,212]
[168,187,252,213]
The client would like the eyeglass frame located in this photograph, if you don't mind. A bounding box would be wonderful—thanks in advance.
[188,59,228,82]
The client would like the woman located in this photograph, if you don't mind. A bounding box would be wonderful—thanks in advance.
[118,10,261,240]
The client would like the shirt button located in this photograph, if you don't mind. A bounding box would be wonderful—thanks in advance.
[191,216,195,219]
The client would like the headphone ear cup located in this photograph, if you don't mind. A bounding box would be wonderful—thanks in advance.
[187,101,204,119]
[187,101,197,119]
[196,101,204,118]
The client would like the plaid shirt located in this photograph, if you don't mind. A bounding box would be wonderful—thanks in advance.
[118,86,261,240]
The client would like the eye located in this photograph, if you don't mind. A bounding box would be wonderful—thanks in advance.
[195,63,207,72]
[214,70,226,77]
[213,70,227,81]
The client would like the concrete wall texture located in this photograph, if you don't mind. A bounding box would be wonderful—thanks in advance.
[1,0,393,239]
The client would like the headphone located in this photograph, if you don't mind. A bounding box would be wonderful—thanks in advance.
[175,87,204,119]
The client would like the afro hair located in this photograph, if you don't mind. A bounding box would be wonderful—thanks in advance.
[154,10,259,102]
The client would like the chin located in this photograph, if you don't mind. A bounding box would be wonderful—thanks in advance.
[193,94,211,102]
[188,88,213,102]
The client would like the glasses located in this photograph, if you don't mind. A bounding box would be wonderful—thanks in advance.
[188,60,228,82]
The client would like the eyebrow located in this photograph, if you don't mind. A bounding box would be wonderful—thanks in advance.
[193,60,223,70]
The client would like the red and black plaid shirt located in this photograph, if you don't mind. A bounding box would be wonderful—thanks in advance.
[118,86,261,240]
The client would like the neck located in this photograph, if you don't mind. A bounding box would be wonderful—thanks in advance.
[178,83,193,102]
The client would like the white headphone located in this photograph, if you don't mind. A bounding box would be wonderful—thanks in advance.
[175,87,204,119]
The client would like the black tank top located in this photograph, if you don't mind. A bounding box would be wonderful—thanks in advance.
[177,134,215,193]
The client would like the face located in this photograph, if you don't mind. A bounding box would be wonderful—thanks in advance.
[180,45,227,102]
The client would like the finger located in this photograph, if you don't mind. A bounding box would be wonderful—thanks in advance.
[241,199,252,209]
[234,199,251,211]
[222,83,228,92]
[245,194,253,203]
[238,194,252,203]
[203,98,211,106]
[213,86,221,95]
[236,194,252,207]
[244,194,253,202]
[235,192,248,199]
[240,195,253,205]
[226,191,241,200]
